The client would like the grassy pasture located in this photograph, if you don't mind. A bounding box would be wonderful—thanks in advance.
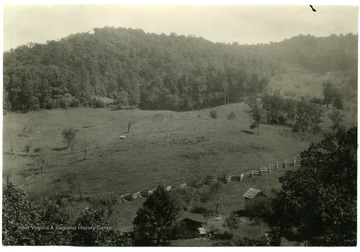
[3,103,318,231]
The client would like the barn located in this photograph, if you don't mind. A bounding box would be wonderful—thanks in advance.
[176,212,207,238]
[243,188,266,209]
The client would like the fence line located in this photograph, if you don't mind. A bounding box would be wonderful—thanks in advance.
[119,155,302,202]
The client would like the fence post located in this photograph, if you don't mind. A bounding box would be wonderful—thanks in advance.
[293,157,297,166]
[276,162,279,170]
[251,171,253,177]
[240,174,244,181]
[269,167,272,173]
[283,160,287,168]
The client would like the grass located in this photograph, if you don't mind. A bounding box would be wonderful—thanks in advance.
[2,103,321,230]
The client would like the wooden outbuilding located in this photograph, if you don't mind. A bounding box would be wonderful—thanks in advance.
[243,188,266,209]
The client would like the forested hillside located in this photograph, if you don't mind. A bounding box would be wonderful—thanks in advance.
[3,27,357,112]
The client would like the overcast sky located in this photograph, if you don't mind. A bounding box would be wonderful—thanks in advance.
[3,3,358,52]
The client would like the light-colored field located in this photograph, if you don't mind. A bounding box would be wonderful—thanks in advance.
[269,65,327,99]
[3,103,317,230]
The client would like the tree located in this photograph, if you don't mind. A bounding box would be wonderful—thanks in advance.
[35,200,72,245]
[200,181,223,216]
[2,183,38,245]
[223,211,242,230]
[133,184,181,245]
[328,109,344,133]
[245,195,273,221]
[232,236,270,246]
[62,128,76,152]
[127,121,132,133]
[248,99,265,135]
[262,93,284,124]
[82,139,89,160]
[24,141,32,155]
[72,207,132,246]
[269,127,357,245]
[3,183,132,245]
[322,81,343,109]
[63,173,83,199]
[322,81,334,108]
[35,149,51,173]
[332,93,343,109]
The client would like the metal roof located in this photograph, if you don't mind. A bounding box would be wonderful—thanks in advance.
[243,188,263,199]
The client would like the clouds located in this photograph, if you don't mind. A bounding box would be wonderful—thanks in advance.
[3,4,358,51]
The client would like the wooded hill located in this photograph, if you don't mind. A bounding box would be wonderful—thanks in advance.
[3,27,357,112]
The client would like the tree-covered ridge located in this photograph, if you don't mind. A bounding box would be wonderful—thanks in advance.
[3,27,357,112]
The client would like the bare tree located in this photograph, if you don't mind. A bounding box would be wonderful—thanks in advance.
[24,140,32,155]
[5,170,12,185]
[10,139,14,155]
[35,149,50,173]
[82,139,90,160]
[201,181,223,216]
[64,173,83,200]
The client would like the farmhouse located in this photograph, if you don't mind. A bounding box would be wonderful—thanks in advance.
[243,188,266,209]
[176,211,207,238]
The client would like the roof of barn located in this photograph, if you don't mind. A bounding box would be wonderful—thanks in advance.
[178,211,206,223]
[243,188,264,199]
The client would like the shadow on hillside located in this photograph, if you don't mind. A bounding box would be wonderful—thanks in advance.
[241,130,255,135]
[69,159,86,165]
[51,147,68,151]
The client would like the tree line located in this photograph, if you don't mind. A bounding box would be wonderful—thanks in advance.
[248,81,350,135]
[3,27,269,112]
[3,27,357,112]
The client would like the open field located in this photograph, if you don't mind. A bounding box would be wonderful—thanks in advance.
[3,103,322,231]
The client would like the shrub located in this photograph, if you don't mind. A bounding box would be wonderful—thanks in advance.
[209,110,218,119]
[227,111,236,120]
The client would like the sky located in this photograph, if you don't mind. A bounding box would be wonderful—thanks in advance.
[2,2,359,52]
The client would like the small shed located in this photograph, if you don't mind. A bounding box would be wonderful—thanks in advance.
[177,212,207,238]
[243,188,266,209]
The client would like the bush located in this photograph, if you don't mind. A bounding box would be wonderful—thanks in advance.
[227,111,236,120]
[233,236,270,246]
[209,110,218,119]
[209,228,233,240]
[223,211,242,230]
